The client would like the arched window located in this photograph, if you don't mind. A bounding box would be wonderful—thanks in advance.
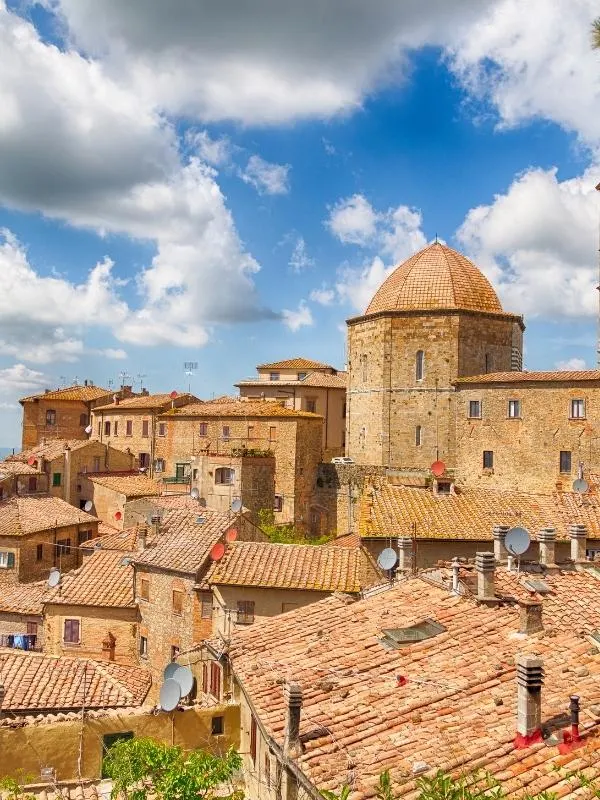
[415,350,424,381]
[415,425,422,446]
[215,467,235,485]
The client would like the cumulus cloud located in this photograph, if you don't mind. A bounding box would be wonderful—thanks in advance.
[0,363,48,394]
[241,155,290,195]
[282,301,314,332]
[555,357,588,371]
[289,237,314,273]
[186,130,231,167]
[309,286,336,306]
[327,194,379,245]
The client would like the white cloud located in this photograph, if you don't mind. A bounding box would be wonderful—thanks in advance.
[97,348,128,360]
[289,237,314,273]
[186,129,231,167]
[555,357,588,371]
[282,301,314,332]
[327,194,379,245]
[309,286,336,306]
[0,363,47,394]
[241,155,290,195]
[456,167,599,319]
[336,256,392,314]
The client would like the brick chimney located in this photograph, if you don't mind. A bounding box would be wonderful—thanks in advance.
[397,537,413,572]
[569,523,587,562]
[514,654,544,748]
[475,552,495,600]
[283,682,303,758]
[102,632,116,661]
[493,524,510,562]
[137,526,148,553]
[538,527,556,567]
[519,599,543,634]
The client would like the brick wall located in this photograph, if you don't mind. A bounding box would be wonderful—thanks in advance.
[90,408,156,470]
[313,463,388,536]
[21,399,94,450]
[190,454,275,521]
[43,603,139,664]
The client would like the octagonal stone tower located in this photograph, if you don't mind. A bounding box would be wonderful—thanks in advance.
[346,242,524,469]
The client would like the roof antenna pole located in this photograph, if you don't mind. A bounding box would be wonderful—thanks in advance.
[596,183,600,367]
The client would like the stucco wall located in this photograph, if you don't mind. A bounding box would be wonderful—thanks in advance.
[43,603,139,664]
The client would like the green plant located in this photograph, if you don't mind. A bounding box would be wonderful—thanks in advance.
[257,509,333,545]
[0,773,35,800]
[321,786,351,800]
[593,17,600,49]
[102,737,242,800]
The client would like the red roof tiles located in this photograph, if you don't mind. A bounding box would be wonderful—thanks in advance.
[0,496,98,537]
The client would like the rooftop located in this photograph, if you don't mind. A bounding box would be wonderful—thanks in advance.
[206,541,381,593]
[257,358,335,371]
[229,576,600,799]
[455,370,600,385]
[0,460,42,476]
[45,549,136,607]
[360,482,600,540]
[89,524,142,551]
[0,652,150,712]
[20,384,111,404]
[237,371,347,390]
[7,439,95,463]
[163,399,322,419]
[364,242,505,317]
[93,392,197,411]
[0,580,47,615]
[0,496,98,537]
[88,474,162,497]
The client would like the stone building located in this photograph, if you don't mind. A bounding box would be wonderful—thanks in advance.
[346,241,524,471]
[19,382,118,450]
[236,358,347,460]
[0,460,46,500]
[86,474,162,527]
[0,580,46,650]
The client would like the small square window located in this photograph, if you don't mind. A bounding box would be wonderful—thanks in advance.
[36,543,43,561]
[56,538,71,555]
[199,422,208,436]
[52,472,62,487]
[158,423,167,437]
[78,529,92,544]
[483,450,494,470]
[306,399,317,413]
[469,400,481,419]
[139,636,148,657]
[140,578,150,601]
[172,589,184,615]
[273,494,283,512]
[570,399,585,419]
[211,715,224,736]
[560,450,572,473]
[508,399,520,418]
[297,372,307,380]
[269,372,280,381]
[126,420,133,436]
[142,420,150,437]
[0,552,15,568]
[237,600,255,625]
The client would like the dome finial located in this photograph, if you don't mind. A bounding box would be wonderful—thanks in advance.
[434,232,438,244]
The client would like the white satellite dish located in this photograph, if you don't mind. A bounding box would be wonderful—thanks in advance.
[172,665,194,697]
[573,478,589,494]
[190,488,200,500]
[377,547,398,571]
[231,498,243,513]
[84,425,92,434]
[83,500,93,512]
[159,679,181,712]
[163,662,180,681]
[48,568,61,588]
[505,527,531,556]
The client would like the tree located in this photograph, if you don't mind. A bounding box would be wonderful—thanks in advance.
[257,509,332,545]
[102,738,242,800]
[592,17,600,49]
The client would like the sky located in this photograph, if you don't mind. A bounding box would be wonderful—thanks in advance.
[1,0,599,447]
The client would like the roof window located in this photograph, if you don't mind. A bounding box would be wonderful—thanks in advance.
[522,579,551,594]
[380,619,446,649]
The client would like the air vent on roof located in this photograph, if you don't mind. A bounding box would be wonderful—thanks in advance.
[522,579,552,594]
[380,619,446,649]
[196,516,206,524]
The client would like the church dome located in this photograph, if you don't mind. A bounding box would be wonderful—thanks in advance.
[365,242,503,315]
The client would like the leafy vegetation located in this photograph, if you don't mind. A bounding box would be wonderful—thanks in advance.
[257,508,333,545]
[593,17,600,49]
[231,447,274,458]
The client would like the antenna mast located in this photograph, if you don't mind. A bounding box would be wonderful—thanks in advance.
[596,183,600,367]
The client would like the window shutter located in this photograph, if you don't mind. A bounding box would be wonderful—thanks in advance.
[7,552,15,568]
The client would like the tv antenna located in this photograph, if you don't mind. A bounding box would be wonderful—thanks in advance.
[135,373,147,392]
[119,371,131,388]
[59,376,67,388]
[184,362,198,393]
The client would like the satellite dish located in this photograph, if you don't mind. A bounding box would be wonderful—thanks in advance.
[48,568,61,588]
[83,500,93,512]
[505,527,531,556]
[114,511,122,521]
[199,497,207,507]
[190,488,200,500]
[163,662,180,681]
[172,665,194,697]
[170,390,178,399]
[159,679,181,712]
[573,478,589,494]
[225,528,238,543]
[210,542,225,561]
[85,425,92,434]
[431,460,446,477]
[377,548,398,571]
[231,498,243,513]
[27,457,36,466]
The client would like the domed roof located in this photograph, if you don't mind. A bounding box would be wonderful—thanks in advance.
[365,242,503,315]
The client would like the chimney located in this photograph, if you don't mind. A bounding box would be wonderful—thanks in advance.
[84,379,88,387]
[101,632,116,662]
[137,526,148,553]
[538,527,556,567]
[283,682,303,758]
[514,654,544,748]
[475,551,495,600]
[569,523,587,562]
[451,557,460,594]
[150,513,161,538]
[569,695,581,742]
[519,599,543,634]
[493,524,510,562]
[397,537,413,572]
[63,444,71,505]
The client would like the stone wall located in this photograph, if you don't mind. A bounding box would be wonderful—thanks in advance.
[21,398,96,451]
[190,454,275,521]
[313,463,387,537]
[90,408,158,470]
[43,603,139,664]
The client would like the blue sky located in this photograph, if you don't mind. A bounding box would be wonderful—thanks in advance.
[0,0,599,447]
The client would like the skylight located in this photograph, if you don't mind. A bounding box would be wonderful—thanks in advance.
[522,579,551,594]
[380,619,446,649]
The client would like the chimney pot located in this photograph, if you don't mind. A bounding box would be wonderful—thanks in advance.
[101,632,116,662]
[283,682,303,758]
[538,527,556,567]
[397,537,413,572]
[475,551,495,600]
[137,526,148,553]
[515,654,544,746]
[451,557,460,593]
[493,524,510,562]
[569,523,587,562]
[519,599,543,634]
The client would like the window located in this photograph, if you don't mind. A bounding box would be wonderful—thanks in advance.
[468,400,482,419]
[104,421,111,437]
[361,354,368,383]
[97,422,101,437]
[140,579,150,601]
[415,350,425,381]
[560,450,572,473]
[211,716,224,736]
[306,399,317,413]
[78,529,92,544]
[508,399,521,418]
[483,451,494,470]
[113,421,118,437]
[175,463,190,482]
[200,592,212,618]
[79,413,88,427]
[269,372,280,381]
[92,456,100,472]
[342,401,347,418]
[52,472,61,487]
[210,662,221,699]
[222,425,230,441]
[26,621,38,636]
[142,420,149,437]
[154,458,165,473]
[56,538,71,555]
[269,425,277,441]
[264,752,271,788]
[250,716,257,764]
[28,476,37,492]
[0,552,15,568]
[247,424,255,439]
[199,422,208,436]
[126,420,133,436]
[36,544,43,561]
[171,645,180,660]
[139,453,150,469]
[172,590,184,615]
[63,619,80,644]
[215,467,235,485]
[237,600,255,625]
[46,409,56,426]
[415,425,422,447]
[202,663,209,694]
[297,372,307,380]
[139,635,148,657]
[273,494,283,512]
[570,399,585,419]
[158,422,167,437]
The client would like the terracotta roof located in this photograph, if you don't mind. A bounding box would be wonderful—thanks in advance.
[364,242,504,316]
[134,508,237,574]
[45,549,136,607]
[0,652,150,711]
[7,439,94,463]
[237,371,347,390]
[19,385,111,403]
[360,483,600,540]
[206,541,381,593]
[93,392,198,411]
[164,400,322,419]
[455,370,600,385]
[0,581,46,615]
[88,474,161,497]
[257,358,335,370]
[0,497,98,537]
[229,577,600,799]
[0,460,41,476]
[1,780,113,800]
[91,524,141,551]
